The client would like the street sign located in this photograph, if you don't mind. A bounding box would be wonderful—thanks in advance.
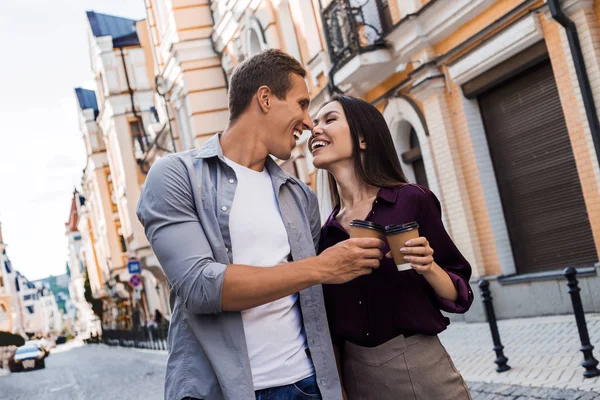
[129,274,142,288]
[127,259,141,275]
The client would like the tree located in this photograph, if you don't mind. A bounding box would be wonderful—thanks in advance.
[84,272,103,324]
[0,331,25,347]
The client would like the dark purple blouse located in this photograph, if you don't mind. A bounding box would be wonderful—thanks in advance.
[320,184,473,348]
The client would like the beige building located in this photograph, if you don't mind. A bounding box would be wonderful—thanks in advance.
[133,0,600,321]
[0,224,61,337]
[72,11,172,330]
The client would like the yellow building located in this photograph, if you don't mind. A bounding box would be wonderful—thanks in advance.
[73,11,172,330]
[135,0,600,321]
[0,223,15,333]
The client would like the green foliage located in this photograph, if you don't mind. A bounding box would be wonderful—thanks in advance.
[0,331,25,347]
[84,272,103,323]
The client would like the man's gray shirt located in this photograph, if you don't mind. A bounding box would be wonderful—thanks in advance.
[136,134,342,400]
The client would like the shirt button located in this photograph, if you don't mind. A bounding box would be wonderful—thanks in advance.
[228,179,234,184]
[225,248,229,253]
[221,206,228,212]
[366,333,370,336]
[320,379,326,385]
[358,301,362,305]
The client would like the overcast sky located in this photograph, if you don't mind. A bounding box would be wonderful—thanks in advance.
[0,0,146,280]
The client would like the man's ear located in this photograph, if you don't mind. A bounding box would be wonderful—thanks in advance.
[359,137,367,150]
[257,85,271,113]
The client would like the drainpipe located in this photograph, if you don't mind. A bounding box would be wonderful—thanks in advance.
[549,0,600,167]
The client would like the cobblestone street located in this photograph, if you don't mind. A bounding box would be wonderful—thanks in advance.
[441,314,600,395]
[1,327,600,399]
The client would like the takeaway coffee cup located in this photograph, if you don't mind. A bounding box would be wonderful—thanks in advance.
[385,222,420,271]
[349,220,385,239]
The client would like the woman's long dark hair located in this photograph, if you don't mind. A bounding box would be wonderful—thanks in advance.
[324,95,408,206]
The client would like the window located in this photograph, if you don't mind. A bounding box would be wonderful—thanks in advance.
[130,120,148,159]
[248,29,262,56]
[175,103,194,150]
[400,128,428,188]
[119,235,128,253]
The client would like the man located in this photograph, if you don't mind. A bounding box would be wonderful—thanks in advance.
[137,49,383,400]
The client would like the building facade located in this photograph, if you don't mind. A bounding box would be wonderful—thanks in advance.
[72,11,172,331]
[133,0,600,321]
[65,191,99,337]
[0,223,20,334]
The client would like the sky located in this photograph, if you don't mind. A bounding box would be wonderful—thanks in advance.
[0,0,147,280]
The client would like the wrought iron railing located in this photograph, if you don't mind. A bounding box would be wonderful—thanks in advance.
[322,0,392,67]
[91,327,169,351]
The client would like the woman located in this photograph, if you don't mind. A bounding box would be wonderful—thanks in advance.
[311,95,473,400]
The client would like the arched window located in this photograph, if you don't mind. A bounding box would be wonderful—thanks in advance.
[401,128,429,188]
[248,29,262,56]
[0,303,9,330]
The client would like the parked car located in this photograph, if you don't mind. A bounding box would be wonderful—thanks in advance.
[25,340,50,357]
[8,345,46,372]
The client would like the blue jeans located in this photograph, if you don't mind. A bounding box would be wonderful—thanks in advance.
[255,375,322,400]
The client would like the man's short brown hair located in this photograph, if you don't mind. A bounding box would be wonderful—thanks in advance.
[228,49,307,122]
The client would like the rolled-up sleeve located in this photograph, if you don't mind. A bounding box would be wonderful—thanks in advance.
[136,156,227,315]
[418,189,473,314]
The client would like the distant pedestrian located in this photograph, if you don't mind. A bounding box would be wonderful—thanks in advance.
[153,309,163,326]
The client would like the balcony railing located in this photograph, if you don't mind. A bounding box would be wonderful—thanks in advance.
[322,0,392,68]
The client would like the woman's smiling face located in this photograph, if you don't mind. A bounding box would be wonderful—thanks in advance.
[309,101,359,170]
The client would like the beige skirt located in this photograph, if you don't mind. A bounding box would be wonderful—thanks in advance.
[343,334,471,400]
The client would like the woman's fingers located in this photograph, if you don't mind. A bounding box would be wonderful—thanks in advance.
[405,236,428,246]
[404,255,433,265]
[400,246,432,255]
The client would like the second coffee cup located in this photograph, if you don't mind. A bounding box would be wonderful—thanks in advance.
[349,220,385,239]
[385,222,420,271]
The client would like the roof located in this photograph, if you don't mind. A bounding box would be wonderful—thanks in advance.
[86,11,140,47]
[65,190,81,233]
[74,88,99,117]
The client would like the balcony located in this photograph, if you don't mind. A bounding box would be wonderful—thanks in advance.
[323,0,391,66]
[322,0,396,94]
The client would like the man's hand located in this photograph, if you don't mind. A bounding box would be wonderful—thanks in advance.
[317,238,384,284]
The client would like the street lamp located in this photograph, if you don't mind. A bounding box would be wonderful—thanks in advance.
[155,75,177,153]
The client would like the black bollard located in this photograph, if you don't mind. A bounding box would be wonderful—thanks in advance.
[564,267,600,378]
[478,279,511,373]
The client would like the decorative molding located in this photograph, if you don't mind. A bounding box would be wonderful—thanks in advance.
[386,0,496,61]
[447,14,543,85]
[333,49,395,95]
[307,51,330,87]
[408,65,446,101]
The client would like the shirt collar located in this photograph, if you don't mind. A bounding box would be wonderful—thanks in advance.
[194,133,222,159]
[377,186,399,203]
[195,133,293,187]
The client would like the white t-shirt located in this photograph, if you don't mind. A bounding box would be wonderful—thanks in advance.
[223,156,314,390]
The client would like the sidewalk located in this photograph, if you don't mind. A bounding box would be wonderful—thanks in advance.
[439,314,600,394]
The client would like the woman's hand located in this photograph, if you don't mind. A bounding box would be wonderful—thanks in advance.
[386,236,434,274]
[386,236,458,301]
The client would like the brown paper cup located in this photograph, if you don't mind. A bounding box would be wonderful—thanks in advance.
[349,226,385,239]
[387,228,420,271]
[348,220,385,239]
